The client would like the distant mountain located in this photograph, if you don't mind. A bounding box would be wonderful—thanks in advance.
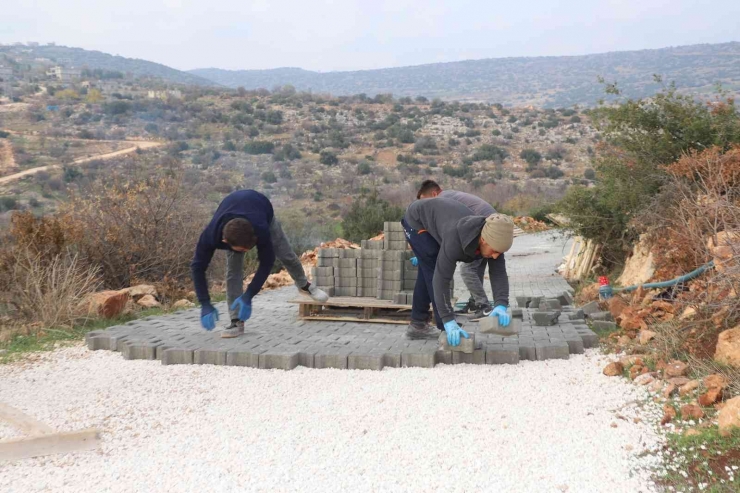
[190,42,740,107]
[1,45,217,87]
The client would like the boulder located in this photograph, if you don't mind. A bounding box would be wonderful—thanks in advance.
[665,360,689,378]
[698,388,722,407]
[84,290,129,319]
[718,396,740,437]
[704,374,728,390]
[126,284,158,300]
[619,355,644,366]
[617,234,655,287]
[136,294,161,308]
[667,377,691,386]
[714,327,740,368]
[172,299,195,309]
[662,384,677,398]
[639,330,657,345]
[603,362,624,376]
[661,404,677,425]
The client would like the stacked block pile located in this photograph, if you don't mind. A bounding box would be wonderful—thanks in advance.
[311,222,424,305]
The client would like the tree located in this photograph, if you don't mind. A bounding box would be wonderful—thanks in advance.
[471,144,508,163]
[320,149,338,166]
[243,141,274,154]
[342,192,403,242]
[357,161,372,175]
[261,171,277,183]
[584,168,596,180]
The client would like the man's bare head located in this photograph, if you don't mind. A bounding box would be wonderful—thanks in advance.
[417,179,442,199]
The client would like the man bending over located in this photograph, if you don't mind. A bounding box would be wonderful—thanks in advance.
[191,189,329,338]
[403,197,514,345]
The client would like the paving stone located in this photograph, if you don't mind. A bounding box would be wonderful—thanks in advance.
[485,346,520,364]
[259,349,300,370]
[194,347,229,365]
[162,347,195,365]
[122,341,160,360]
[225,346,264,367]
[511,308,523,319]
[348,349,386,370]
[314,349,351,369]
[590,320,617,332]
[517,342,537,361]
[532,311,560,326]
[479,317,521,335]
[401,351,437,368]
[589,311,614,322]
[438,331,475,354]
[515,296,531,308]
[564,337,585,354]
[535,341,570,361]
[452,349,486,365]
[378,270,404,281]
[334,277,358,287]
[581,301,600,315]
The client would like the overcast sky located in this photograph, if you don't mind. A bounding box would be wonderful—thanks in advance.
[2,0,738,72]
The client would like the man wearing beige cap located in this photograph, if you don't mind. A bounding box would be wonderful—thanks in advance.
[402,197,514,346]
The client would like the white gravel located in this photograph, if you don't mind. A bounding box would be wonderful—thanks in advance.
[0,346,664,493]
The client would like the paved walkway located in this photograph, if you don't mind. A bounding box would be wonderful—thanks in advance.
[87,232,591,369]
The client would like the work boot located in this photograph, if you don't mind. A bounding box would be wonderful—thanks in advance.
[470,303,493,320]
[300,282,329,302]
[454,298,477,314]
[221,320,244,338]
[405,320,440,340]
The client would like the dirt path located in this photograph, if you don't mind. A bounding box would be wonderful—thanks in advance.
[0,139,16,175]
[0,140,163,186]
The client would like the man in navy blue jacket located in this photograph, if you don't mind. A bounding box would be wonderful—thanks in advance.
[191,190,329,338]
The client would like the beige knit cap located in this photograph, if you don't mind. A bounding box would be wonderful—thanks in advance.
[481,214,514,253]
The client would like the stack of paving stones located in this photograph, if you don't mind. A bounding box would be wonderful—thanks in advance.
[86,288,599,370]
[310,222,421,304]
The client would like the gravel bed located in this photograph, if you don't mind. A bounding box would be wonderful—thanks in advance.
[0,346,664,492]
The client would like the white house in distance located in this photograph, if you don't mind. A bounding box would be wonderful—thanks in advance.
[47,66,82,83]
[147,89,183,100]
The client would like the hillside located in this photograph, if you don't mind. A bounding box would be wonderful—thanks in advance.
[191,42,740,107]
[0,45,217,87]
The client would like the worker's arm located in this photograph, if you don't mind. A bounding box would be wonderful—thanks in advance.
[488,253,510,308]
[191,232,216,305]
[432,244,458,324]
[243,235,276,301]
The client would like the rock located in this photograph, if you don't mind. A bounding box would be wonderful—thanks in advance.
[718,396,740,437]
[136,294,161,308]
[629,365,643,380]
[617,234,656,287]
[704,374,728,390]
[172,299,195,309]
[639,330,657,345]
[532,311,560,326]
[634,373,654,386]
[679,380,700,397]
[608,297,628,320]
[84,290,130,319]
[714,327,740,368]
[617,335,632,345]
[648,379,665,393]
[665,360,689,378]
[603,362,624,376]
[679,307,697,320]
[707,231,740,273]
[698,388,722,407]
[662,384,677,398]
[125,284,158,300]
[661,404,676,425]
[680,404,704,420]
[619,355,644,367]
[667,377,691,386]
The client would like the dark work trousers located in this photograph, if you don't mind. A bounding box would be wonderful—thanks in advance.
[401,218,444,331]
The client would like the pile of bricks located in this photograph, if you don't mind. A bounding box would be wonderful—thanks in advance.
[311,222,424,305]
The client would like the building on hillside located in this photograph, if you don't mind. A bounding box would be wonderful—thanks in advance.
[147,89,183,100]
[47,66,81,83]
[0,66,13,97]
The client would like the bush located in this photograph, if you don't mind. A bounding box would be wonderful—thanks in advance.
[0,130,9,138]
[319,149,339,166]
[0,196,19,211]
[273,143,302,161]
[261,171,278,183]
[471,144,508,163]
[243,141,274,155]
[342,192,404,242]
[520,148,542,167]
[414,136,437,154]
[357,161,372,175]
[584,168,596,180]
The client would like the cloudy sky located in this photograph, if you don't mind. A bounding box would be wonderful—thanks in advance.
[2,0,738,72]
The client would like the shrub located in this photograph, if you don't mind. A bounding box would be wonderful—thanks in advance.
[0,196,19,211]
[520,149,542,167]
[357,161,372,175]
[342,192,404,242]
[261,171,278,183]
[584,168,596,180]
[243,141,274,154]
[414,136,437,154]
[471,144,508,163]
[273,143,302,161]
[319,149,339,166]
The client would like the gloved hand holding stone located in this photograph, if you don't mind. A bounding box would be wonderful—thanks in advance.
[490,305,510,327]
[443,319,469,347]
[200,303,219,331]
[410,257,418,267]
[230,294,253,321]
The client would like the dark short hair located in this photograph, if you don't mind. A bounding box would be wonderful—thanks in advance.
[223,218,257,249]
[417,179,442,199]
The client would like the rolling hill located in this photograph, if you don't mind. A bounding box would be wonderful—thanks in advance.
[190,42,740,107]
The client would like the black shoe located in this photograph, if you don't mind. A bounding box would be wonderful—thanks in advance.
[470,303,493,320]
[405,320,441,340]
[455,298,477,314]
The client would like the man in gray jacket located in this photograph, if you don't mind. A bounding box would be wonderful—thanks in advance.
[402,197,514,345]
[416,180,497,318]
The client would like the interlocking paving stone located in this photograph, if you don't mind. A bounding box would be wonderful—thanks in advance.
[88,232,607,370]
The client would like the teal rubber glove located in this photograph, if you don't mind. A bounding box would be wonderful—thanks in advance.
[490,305,510,327]
[410,257,418,267]
[443,319,469,347]
[230,295,253,321]
[200,303,219,331]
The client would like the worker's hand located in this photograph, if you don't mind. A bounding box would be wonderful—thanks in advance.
[230,295,253,321]
[200,303,219,331]
[443,319,469,347]
[490,305,510,327]
[410,257,418,267]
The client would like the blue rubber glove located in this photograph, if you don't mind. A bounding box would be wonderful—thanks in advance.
[200,303,219,331]
[443,319,469,347]
[410,257,418,267]
[230,295,253,321]
[490,305,511,327]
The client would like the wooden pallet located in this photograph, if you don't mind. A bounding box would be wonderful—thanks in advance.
[0,402,100,461]
[288,296,413,324]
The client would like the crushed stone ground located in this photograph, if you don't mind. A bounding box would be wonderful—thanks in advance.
[0,346,664,493]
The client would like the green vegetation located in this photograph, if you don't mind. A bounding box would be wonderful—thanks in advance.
[341,192,403,243]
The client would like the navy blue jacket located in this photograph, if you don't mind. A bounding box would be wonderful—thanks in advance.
[191,190,275,304]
